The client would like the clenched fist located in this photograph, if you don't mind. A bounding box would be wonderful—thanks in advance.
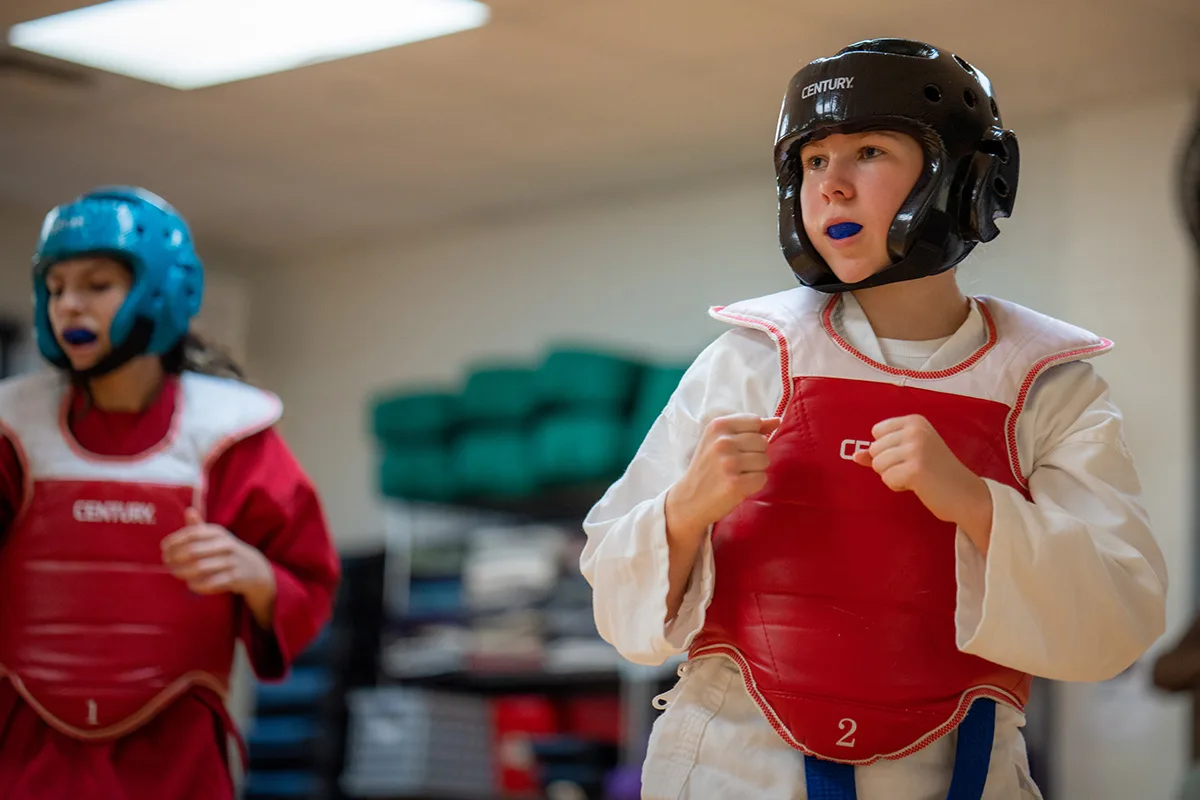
[162,508,278,626]
[666,414,782,543]
[853,414,994,552]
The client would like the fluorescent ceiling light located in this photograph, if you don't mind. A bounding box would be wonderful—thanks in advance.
[7,0,489,90]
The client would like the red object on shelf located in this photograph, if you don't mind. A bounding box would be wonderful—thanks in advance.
[559,693,622,744]
[491,695,559,796]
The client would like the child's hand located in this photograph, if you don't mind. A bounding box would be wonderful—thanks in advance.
[853,415,993,551]
[667,414,782,540]
[162,508,275,600]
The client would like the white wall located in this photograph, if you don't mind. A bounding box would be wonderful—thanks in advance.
[251,91,1197,798]
[0,203,47,374]
[1044,93,1197,800]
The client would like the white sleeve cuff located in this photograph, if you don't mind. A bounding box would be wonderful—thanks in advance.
[955,479,1010,654]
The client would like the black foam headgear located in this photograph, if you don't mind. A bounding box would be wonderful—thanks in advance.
[776,39,1020,292]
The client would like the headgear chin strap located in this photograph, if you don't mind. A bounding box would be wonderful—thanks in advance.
[69,318,157,382]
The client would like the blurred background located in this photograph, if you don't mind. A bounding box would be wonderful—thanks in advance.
[1,1,1198,799]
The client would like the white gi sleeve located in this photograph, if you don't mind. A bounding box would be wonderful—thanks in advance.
[579,327,781,666]
[955,360,1169,681]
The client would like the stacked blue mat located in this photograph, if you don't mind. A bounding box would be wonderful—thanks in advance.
[243,627,336,800]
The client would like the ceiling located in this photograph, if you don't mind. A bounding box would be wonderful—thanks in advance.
[1,0,1198,261]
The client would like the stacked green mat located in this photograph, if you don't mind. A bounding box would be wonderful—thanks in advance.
[370,345,690,504]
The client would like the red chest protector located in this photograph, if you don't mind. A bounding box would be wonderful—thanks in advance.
[690,289,1112,765]
[0,371,281,741]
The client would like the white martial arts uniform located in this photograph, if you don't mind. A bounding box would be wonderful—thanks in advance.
[580,289,1168,800]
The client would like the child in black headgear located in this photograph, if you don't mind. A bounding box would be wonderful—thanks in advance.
[582,39,1167,799]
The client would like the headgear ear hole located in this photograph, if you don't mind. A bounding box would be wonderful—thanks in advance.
[979,139,1010,164]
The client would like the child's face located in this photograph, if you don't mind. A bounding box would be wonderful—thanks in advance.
[44,256,133,371]
[799,130,925,286]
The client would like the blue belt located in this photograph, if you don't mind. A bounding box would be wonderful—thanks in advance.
[804,699,996,800]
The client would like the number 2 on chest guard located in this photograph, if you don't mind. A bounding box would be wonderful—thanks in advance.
[836,717,857,747]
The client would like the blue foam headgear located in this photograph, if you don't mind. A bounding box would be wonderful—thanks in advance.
[31,186,204,370]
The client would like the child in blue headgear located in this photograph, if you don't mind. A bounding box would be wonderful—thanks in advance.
[0,186,340,799]
[582,39,1168,799]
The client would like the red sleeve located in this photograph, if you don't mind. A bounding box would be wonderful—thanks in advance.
[0,434,24,539]
[204,427,341,681]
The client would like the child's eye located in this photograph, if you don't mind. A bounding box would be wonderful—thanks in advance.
[804,155,827,170]
[861,146,885,159]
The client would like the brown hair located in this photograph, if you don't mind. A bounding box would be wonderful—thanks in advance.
[162,330,246,381]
